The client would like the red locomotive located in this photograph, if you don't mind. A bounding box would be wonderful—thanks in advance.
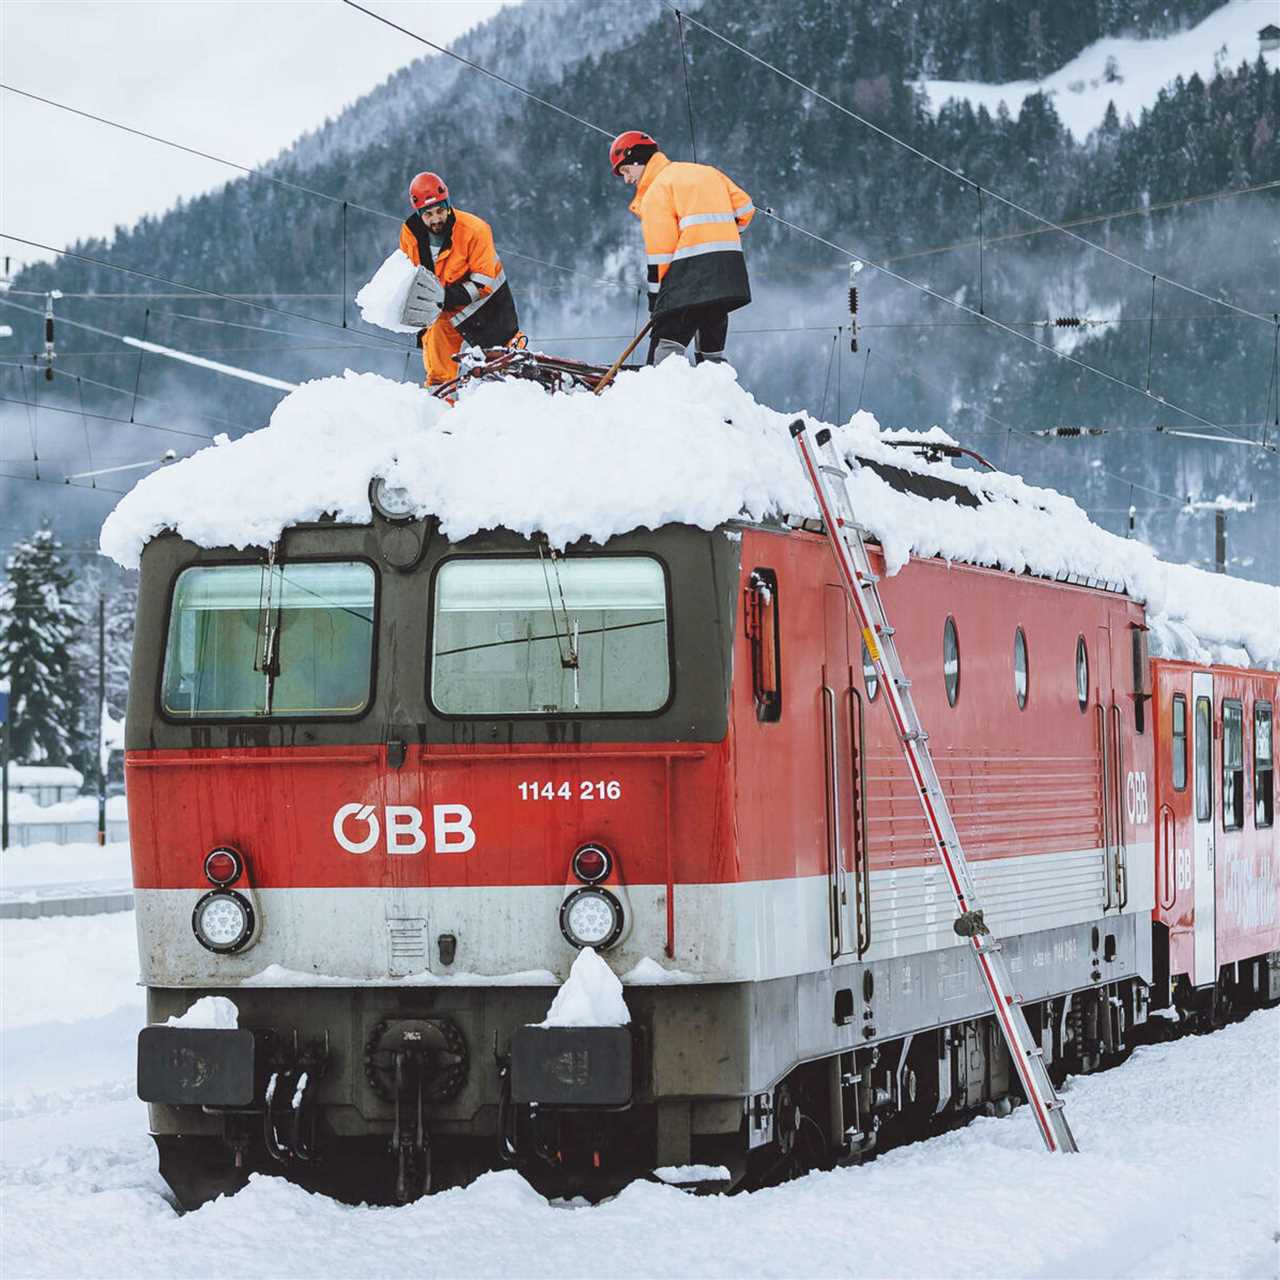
[124,428,1279,1206]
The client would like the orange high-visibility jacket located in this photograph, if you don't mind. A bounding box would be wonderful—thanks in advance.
[628,152,754,315]
[399,208,519,347]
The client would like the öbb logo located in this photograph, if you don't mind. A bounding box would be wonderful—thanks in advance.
[332,804,476,856]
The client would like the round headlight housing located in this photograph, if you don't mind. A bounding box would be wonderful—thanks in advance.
[369,475,417,522]
[560,886,624,950]
[192,889,255,953]
[571,842,611,884]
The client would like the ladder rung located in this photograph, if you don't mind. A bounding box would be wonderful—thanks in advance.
[893,675,911,688]
[878,624,895,637]
[1025,1046,1045,1058]
[902,730,929,743]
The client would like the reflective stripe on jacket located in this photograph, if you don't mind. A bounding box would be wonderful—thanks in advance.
[628,152,754,316]
[400,208,519,347]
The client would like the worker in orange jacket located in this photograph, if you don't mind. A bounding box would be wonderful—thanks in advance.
[399,171,520,386]
[611,131,754,365]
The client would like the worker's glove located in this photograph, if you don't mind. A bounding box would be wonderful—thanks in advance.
[415,327,429,349]
[647,292,657,315]
[401,267,446,327]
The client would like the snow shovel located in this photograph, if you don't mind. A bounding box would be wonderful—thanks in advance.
[592,317,653,395]
[400,267,446,328]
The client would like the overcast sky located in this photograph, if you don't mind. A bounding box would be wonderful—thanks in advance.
[1,0,513,270]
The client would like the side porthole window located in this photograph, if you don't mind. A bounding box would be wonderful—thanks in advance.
[1075,636,1089,712]
[1222,699,1244,832]
[1171,694,1187,792]
[943,616,960,707]
[862,636,879,701]
[745,568,781,723]
[1255,702,1274,828]
[1013,627,1028,709]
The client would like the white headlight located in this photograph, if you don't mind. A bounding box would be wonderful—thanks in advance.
[192,890,254,953]
[369,476,417,521]
[560,887,623,950]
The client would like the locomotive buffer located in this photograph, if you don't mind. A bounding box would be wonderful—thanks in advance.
[790,420,1079,1155]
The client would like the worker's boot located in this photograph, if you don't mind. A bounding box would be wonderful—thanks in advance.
[651,337,688,365]
[695,350,726,365]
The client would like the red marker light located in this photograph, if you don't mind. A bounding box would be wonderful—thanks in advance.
[204,848,242,886]
[572,844,610,884]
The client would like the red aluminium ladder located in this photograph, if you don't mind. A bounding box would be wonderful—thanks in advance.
[791,420,1079,1154]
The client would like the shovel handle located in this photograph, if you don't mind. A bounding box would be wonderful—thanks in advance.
[592,317,654,395]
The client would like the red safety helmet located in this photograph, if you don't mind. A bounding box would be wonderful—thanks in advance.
[609,130,658,175]
[409,171,449,210]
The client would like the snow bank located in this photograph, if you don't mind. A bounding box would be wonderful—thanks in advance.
[0,840,132,893]
[164,995,238,1030]
[1,912,141,1029]
[621,956,698,985]
[98,359,1280,668]
[921,0,1279,141]
[4,1002,1276,1278]
[354,249,422,334]
[537,947,629,1028]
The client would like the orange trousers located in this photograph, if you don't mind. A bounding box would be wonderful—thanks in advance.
[422,314,464,385]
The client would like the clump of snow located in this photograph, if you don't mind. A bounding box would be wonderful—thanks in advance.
[164,995,238,1030]
[98,358,1280,669]
[354,249,422,334]
[920,0,1279,142]
[537,947,629,1028]
[653,1164,731,1184]
[622,956,698,985]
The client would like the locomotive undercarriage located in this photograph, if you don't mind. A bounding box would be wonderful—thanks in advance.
[141,911,1185,1207]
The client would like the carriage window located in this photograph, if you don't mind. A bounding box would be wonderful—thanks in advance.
[431,555,669,716]
[1194,696,1212,822]
[1171,695,1187,792]
[1013,627,1028,709]
[746,568,781,723]
[862,637,879,702]
[1254,702,1274,829]
[1075,636,1089,712]
[943,616,960,706]
[162,561,375,718]
[1222,700,1244,831]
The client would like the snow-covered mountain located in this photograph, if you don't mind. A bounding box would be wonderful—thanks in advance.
[921,0,1280,139]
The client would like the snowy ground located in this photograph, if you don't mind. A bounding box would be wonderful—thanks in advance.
[0,840,133,904]
[3,903,1277,1279]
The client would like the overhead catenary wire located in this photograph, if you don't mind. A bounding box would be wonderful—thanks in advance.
[332,7,1260,443]
[0,234,407,348]
[755,206,1257,442]
[0,358,237,439]
[337,1,613,138]
[663,2,1274,328]
[879,177,1280,266]
[0,82,634,295]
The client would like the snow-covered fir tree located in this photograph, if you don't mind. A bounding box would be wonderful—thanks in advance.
[0,524,83,766]
[67,562,137,785]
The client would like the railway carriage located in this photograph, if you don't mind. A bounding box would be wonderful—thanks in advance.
[1149,658,1279,1003]
[124,436,1280,1208]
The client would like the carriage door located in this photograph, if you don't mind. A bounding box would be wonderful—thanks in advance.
[822,586,857,959]
[1094,626,1123,911]
[1191,672,1216,985]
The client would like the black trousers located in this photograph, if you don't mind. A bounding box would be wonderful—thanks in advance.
[647,304,730,364]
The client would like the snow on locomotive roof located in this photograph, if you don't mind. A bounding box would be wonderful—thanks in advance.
[98,361,1279,670]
